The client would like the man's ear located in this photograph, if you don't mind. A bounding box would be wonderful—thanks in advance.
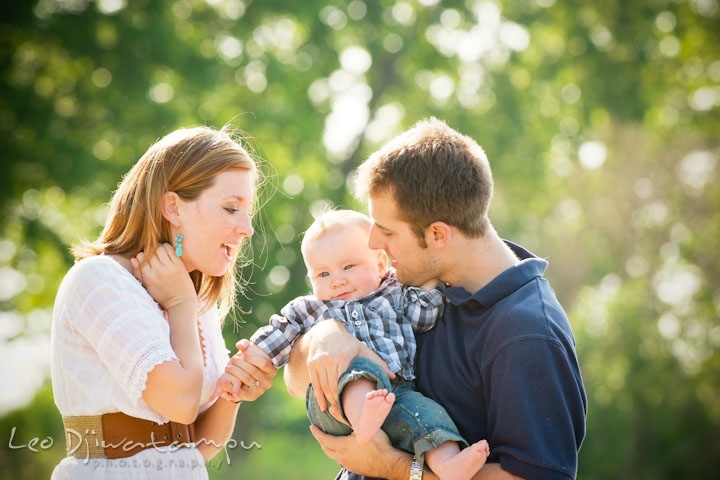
[425,221,451,249]
[376,249,389,276]
[160,191,182,224]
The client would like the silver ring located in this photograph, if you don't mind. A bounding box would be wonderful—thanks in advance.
[250,380,260,388]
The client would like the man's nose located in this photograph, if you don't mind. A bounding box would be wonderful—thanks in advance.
[368,225,383,250]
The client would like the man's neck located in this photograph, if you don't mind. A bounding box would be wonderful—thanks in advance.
[442,229,519,294]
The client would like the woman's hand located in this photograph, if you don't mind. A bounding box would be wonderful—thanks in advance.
[131,244,197,311]
[212,339,277,403]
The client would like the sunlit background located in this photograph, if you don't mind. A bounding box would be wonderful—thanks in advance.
[1,0,718,478]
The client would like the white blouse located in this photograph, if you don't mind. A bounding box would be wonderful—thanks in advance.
[50,255,231,479]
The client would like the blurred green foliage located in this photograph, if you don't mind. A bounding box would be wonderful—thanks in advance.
[1,0,718,478]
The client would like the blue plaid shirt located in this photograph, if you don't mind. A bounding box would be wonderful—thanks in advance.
[250,271,444,381]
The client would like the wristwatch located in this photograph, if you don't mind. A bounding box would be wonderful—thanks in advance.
[409,456,423,480]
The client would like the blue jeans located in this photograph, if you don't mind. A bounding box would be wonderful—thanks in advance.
[306,357,468,469]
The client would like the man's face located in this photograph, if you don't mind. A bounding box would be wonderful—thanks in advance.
[367,191,441,286]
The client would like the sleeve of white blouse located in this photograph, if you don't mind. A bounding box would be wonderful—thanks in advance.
[64,258,180,407]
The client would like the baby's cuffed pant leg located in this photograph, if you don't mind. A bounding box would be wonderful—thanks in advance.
[305,356,392,436]
[382,385,468,471]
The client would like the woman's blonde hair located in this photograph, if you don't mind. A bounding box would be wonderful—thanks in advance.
[73,125,259,320]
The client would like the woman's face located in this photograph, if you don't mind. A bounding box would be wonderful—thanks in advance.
[174,169,254,277]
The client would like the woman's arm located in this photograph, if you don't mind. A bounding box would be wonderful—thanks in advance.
[193,395,240,460]
[143,301,204,424]
[194,340,276,460]
[131,245,205,424]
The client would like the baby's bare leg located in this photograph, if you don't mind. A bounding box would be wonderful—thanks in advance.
[341,378,395,444]
[425,440,490,480]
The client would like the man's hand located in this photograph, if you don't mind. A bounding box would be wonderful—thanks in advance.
[305,320,395,413]
[310,425,409,479]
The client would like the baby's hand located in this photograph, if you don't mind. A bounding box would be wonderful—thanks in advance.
[210,372,243,403]
[419,278,440,291]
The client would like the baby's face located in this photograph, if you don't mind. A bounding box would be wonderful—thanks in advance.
[304,225,388,301]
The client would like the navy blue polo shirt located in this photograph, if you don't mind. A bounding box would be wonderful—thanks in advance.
[339,241,587,480]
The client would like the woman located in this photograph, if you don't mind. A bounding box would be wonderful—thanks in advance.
[50,126,277,479]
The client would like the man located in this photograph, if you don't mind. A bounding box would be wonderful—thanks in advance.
[285,118,587,480]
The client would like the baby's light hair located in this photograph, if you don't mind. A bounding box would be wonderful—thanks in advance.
[300,209,372,258]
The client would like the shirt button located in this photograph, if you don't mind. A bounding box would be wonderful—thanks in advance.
[354,321,362,326]
[351,311,359,318]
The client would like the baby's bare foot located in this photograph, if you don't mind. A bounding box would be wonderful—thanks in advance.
[433,440,490,480]
[353,389,395,443]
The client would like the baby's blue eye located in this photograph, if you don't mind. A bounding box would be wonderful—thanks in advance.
[344,264,354,270]
[319,272,329,278]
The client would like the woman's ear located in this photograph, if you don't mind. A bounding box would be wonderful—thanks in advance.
[425,221,451,249]
[160,191,182,225]
[376,249,389,277]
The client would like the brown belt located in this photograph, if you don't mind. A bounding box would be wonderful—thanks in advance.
[62,412,196,459]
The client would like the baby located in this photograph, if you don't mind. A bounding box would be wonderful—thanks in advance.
[217,210,489,479]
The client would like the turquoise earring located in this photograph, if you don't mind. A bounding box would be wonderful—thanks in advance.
[174,234,184,257]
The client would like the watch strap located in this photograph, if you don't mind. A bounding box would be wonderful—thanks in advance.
[409,455,423,480]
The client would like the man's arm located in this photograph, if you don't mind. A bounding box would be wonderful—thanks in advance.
[310,426,523,480]
[284,319,359,405]
[284,319,395,410]
[309,425,411,480]
[283,329,312,397]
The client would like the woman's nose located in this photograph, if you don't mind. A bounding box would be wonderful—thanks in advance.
[235,212,254,237]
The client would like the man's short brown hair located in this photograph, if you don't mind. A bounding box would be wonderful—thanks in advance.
[355,117,493,242]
